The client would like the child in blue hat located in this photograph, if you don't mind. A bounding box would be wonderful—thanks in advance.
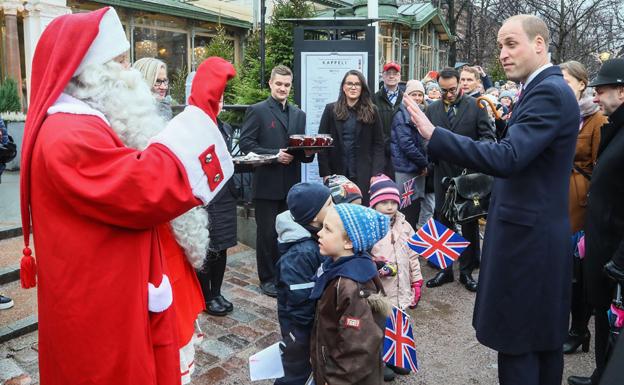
[275,182,333,385]
[310,203,390,385]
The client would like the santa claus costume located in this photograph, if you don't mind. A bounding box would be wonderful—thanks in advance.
[20,7,233,385]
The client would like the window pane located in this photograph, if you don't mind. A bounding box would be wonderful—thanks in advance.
[134,27,188,78]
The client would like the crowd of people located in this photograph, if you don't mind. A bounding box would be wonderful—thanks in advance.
[8,5,624,385]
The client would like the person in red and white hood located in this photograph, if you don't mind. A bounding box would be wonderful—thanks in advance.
[18,7,234,385]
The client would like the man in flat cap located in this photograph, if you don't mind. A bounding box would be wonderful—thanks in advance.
[568,57,624,385]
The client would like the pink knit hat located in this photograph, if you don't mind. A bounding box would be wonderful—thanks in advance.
[368,174,400,208]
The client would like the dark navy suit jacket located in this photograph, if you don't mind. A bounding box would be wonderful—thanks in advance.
[428,66,579,354]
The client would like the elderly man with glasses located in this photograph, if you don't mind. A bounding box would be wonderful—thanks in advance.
[423,66,495,292]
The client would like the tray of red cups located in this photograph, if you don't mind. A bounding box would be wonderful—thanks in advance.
[287,134,334,151]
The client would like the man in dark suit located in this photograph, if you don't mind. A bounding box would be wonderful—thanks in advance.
[424,67,495,292]
[374,62,404,178]
[568,58,624,385]
[239,65,313,297]
[406,15,579,385]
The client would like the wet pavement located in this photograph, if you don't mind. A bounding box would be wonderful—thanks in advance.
[0,244,594,384]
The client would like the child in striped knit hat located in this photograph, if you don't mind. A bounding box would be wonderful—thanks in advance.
[368,174,423,378]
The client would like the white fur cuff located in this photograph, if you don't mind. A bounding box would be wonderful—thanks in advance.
[150,105,234,205]
[148,274,173,313]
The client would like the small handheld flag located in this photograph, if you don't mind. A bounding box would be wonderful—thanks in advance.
[407,218,470,269]
[400,177,416,209]
[383,306,418,372]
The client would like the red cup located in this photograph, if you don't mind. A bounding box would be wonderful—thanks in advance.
[302,136,315,146]
[314,136,326,146]
[319,134,333,146]
[289,135,305,147]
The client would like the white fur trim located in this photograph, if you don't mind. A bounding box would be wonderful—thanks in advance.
[47,93,110,125]
[150,105,234,205]
[74,8,130,77]
[171,207,209,269]
[148,274,173,312]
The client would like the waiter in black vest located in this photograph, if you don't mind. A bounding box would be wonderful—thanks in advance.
[239,65,314,297]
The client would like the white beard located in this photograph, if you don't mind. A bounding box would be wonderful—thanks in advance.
[65,61,209,269]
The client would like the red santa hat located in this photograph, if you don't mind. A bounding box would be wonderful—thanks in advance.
[188,57,236,123]
[19,7,130,288]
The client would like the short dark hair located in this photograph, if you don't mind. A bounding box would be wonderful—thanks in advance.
[438,67,460,82]
[270,65,293,80]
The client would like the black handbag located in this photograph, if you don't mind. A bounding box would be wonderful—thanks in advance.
[0,135,17,164]
[441,169,493,224]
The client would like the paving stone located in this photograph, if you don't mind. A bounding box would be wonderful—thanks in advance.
[8,334,37,352]
[204,314,239,329]
[194,366,229,383]
[228,271,250,281]
[254,332,281,350]
[254,319,280,333]
[3,374,32,385]
[0,358,24,381]
[225,277,250,287]
[193,350,219,368]
[228,325,263,342]
[12,348,38,365]
[221,356,247,372]
[217,334,249,350]
[199,339,235,360]
[227,308,257,323]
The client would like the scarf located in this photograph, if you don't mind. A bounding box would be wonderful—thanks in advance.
[579,89,600,119]
[310,252,378,300]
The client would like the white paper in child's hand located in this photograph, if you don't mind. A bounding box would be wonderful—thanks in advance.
[249,342,285,381]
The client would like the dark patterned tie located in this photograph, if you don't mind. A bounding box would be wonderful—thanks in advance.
[447,105,456,126]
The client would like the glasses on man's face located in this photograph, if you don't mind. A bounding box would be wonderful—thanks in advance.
[440,87,458,95]
[155,79,169,87]
[345,82,362,89]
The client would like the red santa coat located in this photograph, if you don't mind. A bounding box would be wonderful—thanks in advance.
[31,108,230,384]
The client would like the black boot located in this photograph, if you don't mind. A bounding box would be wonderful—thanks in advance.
[205,297,229,316]
[459,273,478,292]
[426,270,454,288]
[383,364,396,382]
[563,331,590,354]
[567,375,594,385]
[387,363,410,375]
[216,295,233,313]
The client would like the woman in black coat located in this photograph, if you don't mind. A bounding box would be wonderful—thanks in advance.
[196,104,239,316]
[317,70,385,205]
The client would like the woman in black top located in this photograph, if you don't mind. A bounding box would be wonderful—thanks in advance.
[317,70,385,205]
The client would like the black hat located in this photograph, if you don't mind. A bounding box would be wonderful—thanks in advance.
[588,58,624,87]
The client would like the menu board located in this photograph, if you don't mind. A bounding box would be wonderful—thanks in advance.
[300,52,368,183]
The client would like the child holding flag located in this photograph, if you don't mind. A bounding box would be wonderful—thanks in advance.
[310,204,390,385]
[369,174,423,378]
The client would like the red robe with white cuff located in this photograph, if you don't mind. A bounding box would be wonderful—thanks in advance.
[31,97,232,385]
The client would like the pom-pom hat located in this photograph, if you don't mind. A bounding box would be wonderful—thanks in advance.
[334,204,390,252]
[368,174,400,208]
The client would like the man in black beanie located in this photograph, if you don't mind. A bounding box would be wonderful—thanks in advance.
[274,182,332,385]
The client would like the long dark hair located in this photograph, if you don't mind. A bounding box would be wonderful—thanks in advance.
[334,70,376,124]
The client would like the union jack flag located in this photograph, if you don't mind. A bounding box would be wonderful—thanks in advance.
[400,178,416,209]
[383,306,418,372]
[407,218,470,269]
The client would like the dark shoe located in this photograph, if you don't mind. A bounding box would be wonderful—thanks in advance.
[205,298,229,316]
[426,271,454,288]
[387,363,410,375]
[459,273,478,292]
[0,295,14,310]
[260,281,278,298]
[383,364,396,382]
[567,376,594,385]
[563,331,590,354]
[216,295,234,313]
